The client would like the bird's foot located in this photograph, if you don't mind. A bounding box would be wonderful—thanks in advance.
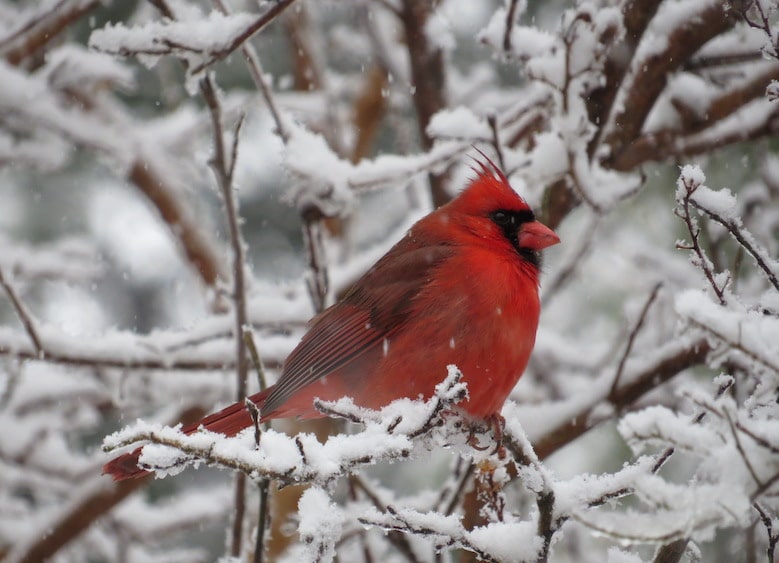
[467,414,506,457]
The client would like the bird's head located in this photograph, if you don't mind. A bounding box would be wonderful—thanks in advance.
[443,156,560,268]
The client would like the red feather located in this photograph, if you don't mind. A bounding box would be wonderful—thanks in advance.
[104,161,559,480]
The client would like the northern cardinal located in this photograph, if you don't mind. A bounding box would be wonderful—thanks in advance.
[105,158,559,480]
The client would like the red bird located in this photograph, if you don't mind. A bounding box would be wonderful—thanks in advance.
[105,159,559,480]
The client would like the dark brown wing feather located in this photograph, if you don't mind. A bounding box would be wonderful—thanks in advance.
[261,240,454,415]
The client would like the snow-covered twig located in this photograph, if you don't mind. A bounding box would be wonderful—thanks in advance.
[754,502,778,562]
[675,166,728,305]
[531,337,710,460]
[349,475,423,562]
[201,73,252,556]
[503,421,557,562]
[688,194,779,294]
[103,369,469,486]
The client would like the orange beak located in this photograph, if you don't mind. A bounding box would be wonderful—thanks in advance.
[518,221,560,251]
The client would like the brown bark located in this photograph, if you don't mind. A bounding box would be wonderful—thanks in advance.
[602,2,735,166]
[1,1,100,66]
[129,160,226,287]
[351,65,389,164]
[400,0,450,207]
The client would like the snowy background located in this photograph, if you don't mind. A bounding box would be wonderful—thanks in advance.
[0,0,778,562]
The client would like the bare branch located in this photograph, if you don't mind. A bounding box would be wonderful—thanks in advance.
[609,283,663,399]
[0,267,42,356]
[399,0,450,207]
[201,74,252,558]
[502,0,522,53]
[211,0,289,144]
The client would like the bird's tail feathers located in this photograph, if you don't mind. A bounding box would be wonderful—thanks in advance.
[103,387,272,481]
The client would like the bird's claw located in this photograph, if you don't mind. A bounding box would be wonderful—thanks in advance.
[467,414,506,456]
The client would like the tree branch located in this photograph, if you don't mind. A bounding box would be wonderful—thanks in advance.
[399,0,450,207]
[189,0,297,75]
[0,267,43,356]
[201,74,251,558]
[602,1,735,166]
[7,406,206,563]
[534,339,710,460]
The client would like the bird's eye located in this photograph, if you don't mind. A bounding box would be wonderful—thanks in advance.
[491,211,513,227]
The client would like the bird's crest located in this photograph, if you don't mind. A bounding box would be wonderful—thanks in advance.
[454,148,529,214]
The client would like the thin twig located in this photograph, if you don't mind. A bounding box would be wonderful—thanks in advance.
[0,267,43,356]
[609,282,662,399]
[486,112,506,171]
[190,0,298,75]
[688,199,779,293]
[242,327,271,563]
[201,74,251,559]
[541,214,600,305]
[301,209,329,314]
[754,502,778,563]
[434,458,476,516]
[244,328,268,392]
[349,476,423,563]
[346,477,374,563]
[254,479,271,563]
[675,175,727,305]
[725,409,764,487]
[502,0,522,52]
[750,470,779,502]
[211,0,289,143]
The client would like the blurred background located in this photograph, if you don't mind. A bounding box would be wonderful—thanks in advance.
[0,0,777,562]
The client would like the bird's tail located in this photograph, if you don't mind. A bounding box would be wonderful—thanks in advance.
[103,388,272,481]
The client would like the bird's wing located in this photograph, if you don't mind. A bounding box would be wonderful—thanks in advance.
[262,241,454,415]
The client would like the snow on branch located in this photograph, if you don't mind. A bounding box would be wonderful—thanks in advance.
[89,1,296,89]
[676,290,779,375]
[685,171,779,293]
[360,506,542,563]
[103,367,468,486]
